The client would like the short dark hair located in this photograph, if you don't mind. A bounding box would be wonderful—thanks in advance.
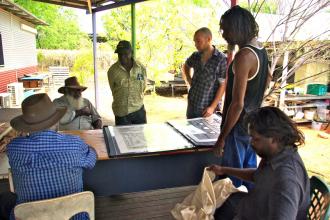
[220,5,259,46]
[195,27,212,38]
[245,106,305,148]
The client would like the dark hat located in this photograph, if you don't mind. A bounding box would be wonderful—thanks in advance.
[58,76,87,94]
[115,40,132,53]
[10,93,67,132]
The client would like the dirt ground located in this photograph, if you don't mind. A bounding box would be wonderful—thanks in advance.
[48,80,330,184]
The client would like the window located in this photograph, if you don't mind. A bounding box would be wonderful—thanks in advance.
[0,33,4,66]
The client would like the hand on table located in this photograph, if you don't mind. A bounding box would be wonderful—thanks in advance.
[202,106,215,118]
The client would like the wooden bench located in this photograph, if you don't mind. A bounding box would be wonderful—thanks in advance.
[0,178,194,220]
[49,66,70,87]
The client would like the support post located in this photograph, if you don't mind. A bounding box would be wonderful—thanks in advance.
[131,3,136,58]
[92,12,99,110]
[279,50,289,110]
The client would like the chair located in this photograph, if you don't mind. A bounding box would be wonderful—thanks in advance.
[14,191,95,220]
[307,176,330,220]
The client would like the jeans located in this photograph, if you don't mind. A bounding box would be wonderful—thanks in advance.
[221,124,256,190]
[115,105,147,126]
[214,192,247,220]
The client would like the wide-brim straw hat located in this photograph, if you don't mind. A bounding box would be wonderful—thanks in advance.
[58,76,87,94]
[10,93,67,132]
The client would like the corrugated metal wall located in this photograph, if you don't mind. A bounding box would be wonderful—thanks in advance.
[0,9,38,92]
[0,66,37,92]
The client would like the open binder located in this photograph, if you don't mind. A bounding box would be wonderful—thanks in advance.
[103,114,222,157]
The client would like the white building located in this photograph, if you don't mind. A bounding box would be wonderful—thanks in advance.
[0,0,46,93]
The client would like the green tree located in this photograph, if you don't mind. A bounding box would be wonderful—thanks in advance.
[72,50,94,84]
[102,0,223,81]
[14,0,88,49]
[239,0,278,14]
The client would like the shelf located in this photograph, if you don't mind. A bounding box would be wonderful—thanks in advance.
[285,103,328,109]
[284,94,330,101]
[293,119,312,124]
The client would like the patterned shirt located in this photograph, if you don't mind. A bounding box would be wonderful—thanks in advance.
[107,60,147,117]
[7,130,97,220]
[186,47,227,116]
[53,96,101,131]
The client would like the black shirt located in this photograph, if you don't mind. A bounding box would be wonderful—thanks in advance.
[222,44,268,132]
[236,147,310,220]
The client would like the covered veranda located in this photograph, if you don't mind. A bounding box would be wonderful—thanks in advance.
[1,0,329,219]
[0,1,236,219]
[30,0,236,110]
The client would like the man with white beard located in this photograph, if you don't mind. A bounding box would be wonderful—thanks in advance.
[53,76,102,130]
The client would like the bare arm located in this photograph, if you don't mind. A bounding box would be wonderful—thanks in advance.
[203,82,226,117]
[208,165,256,183]
[182,63,192,86]
[214,50,254,156]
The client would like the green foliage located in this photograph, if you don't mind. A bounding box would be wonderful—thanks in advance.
[102,7,131,50]
[239,0,278,14]
[14,0,88,49]
[102,0,222,81]
[72,51,94,84]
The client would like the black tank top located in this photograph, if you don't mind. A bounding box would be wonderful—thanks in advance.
[222,44,269,131]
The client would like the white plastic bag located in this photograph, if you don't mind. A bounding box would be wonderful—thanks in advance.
[171,168,240,220]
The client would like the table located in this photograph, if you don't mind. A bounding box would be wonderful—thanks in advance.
[0,108,22,122]
[20,74,50,89]
[62,130,221,196]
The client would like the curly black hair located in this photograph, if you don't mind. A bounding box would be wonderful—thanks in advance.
[220,5,259,46]
[245,106,305,148]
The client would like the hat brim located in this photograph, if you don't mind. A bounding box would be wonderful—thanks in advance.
[10,107,67,132]
[58,86,87,94]
[115,48,132,54]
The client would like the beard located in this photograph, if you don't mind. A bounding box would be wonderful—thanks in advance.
[65,94,84,110]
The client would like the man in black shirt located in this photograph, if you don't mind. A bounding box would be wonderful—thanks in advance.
[214,6,272,189]
[210,106,310,220]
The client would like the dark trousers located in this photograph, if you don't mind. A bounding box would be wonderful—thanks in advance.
[0,192,16,220]
[115,106,147,126]
[214,192,247,220]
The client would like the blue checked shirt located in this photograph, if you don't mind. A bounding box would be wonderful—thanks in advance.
[186,47,227,117]
[7,130,97,220]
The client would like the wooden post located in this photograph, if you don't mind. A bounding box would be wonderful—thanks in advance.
[279,50,290,109]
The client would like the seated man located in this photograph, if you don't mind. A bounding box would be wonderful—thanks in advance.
[209,106,310,220]
[53,76,102,130]
[8,93,97,219]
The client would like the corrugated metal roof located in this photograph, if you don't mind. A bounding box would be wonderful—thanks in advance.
[32,0,147,12]
[0,0,47,25]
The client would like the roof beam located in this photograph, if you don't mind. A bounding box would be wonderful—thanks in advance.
[0,0,47,25]
[33,0,87,10]
[92,0,146,12]
[87,0,92,13]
